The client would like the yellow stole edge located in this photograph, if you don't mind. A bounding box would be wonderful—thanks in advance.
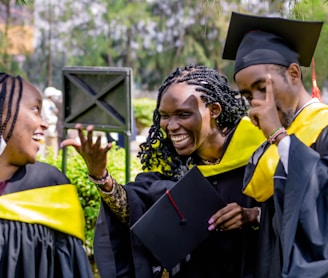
[243,102,328,202]
[0,184,85,241]
[198,117,266,177]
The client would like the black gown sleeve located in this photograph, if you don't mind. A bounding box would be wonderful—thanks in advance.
[274,135,328,277]
[93,171,172,278]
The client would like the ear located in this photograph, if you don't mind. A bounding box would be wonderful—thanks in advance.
[208,103,221,118]
[287,63,302,82]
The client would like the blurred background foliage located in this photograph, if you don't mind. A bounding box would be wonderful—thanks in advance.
[1,0,328,94]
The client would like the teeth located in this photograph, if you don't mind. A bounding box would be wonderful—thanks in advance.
[32,134,44,141]
[171,135,189,143]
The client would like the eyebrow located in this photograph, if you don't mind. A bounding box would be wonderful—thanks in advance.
[251,77,266,89]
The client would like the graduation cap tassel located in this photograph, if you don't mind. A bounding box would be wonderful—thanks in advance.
[165,189,187,225]
[311,57,322,101]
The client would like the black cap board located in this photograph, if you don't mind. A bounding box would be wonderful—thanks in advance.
[130,166,226,271]
[222,12,323,74]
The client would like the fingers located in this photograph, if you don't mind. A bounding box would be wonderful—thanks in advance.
[250,114,260,128]
[208,203,243,231]
[86,125,94,144]
[265,74,274,104]
[61,123,112,151]
[60,138,80,148]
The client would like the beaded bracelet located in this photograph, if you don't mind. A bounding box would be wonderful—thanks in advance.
[88,169,111,186]
[268,127,287,144]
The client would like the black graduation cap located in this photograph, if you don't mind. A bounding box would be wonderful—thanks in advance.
[130,166,226,271]
[222,12,323,75]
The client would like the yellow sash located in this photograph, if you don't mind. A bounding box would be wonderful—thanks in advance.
[198,117,265,176]
[243,102,328,202]
[0,184,85,241]
[147,117,266,176]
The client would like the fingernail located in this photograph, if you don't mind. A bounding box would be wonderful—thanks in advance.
[208,224,215,231]
[208,218,214,224]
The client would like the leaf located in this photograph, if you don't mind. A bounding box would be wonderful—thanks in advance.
[15,0,28,5]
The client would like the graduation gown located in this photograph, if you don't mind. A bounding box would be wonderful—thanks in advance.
[94,117,265,278]
[254,134,328,278]
[0,162,94,278]
[242,102,328,278]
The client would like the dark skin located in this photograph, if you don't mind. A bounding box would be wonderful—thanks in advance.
[0,80,48,182]
[61,82,259,231]
[235,63,312,145]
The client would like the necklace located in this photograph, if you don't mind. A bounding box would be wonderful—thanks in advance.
[201,157,221,165]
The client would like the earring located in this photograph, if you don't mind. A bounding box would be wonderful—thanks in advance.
[0,136,7,156]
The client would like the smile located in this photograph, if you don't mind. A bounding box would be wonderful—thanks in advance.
[32,134,44,142]
[170,135,190,146]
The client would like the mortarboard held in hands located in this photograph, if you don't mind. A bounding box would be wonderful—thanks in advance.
[131,166,226,270]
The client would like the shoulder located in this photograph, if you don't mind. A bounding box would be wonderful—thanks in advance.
[313,126,328,156]
[26,162,70,186]
[5,162,70,194]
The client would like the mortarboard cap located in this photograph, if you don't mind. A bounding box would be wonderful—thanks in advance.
[130,166,226,271]
[222,12,323,75]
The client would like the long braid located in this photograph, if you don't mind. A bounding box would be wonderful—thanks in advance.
[6,76,22,142]
[0,73,23,142]
[137,65,249,179]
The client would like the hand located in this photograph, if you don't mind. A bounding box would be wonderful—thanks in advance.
[208,203,259,231]
[248,74,283,138]
[60,124,112,179]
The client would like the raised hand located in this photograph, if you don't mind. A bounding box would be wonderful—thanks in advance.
[60,124,112,179]
[248,74,283,139]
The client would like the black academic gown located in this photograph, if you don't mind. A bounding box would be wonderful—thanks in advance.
[94,168,259,278]
[0,162,94,278]
[254,130,328,278]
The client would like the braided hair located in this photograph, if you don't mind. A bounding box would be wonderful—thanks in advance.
[137,65,249,179]
[0,73,23,144]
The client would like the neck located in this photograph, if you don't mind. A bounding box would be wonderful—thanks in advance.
[198,132,229,165]
[0,160,18,182]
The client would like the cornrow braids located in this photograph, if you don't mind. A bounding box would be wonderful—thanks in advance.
[137,65,249,179]
[0,73,23,143]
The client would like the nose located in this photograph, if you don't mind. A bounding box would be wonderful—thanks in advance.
[41,118,49,130]
[249,91,264,107]
[167,117,179,131]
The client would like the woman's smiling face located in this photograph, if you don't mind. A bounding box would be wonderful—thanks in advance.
[2,79,48,165]
[158,82,213,156]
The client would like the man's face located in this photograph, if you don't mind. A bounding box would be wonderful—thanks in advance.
[235,64,299,128]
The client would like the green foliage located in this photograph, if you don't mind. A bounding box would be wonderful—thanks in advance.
[15,0,28,4]
[39,144,141,257]
[133,97,156,132]
[292,0,328,89]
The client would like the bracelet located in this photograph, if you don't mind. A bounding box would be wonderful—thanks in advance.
[268,127,286,144]
[88,169,111,185]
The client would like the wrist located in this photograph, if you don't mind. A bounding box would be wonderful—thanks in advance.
[268,127,287,144]
[274,132,288,145]
[88,169,113,191]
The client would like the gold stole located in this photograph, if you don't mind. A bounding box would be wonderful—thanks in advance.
[0,184,85,241]
[198,116,265,176]
[243,102,328,202]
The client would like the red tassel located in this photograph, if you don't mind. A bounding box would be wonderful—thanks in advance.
[312,58,322,101]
